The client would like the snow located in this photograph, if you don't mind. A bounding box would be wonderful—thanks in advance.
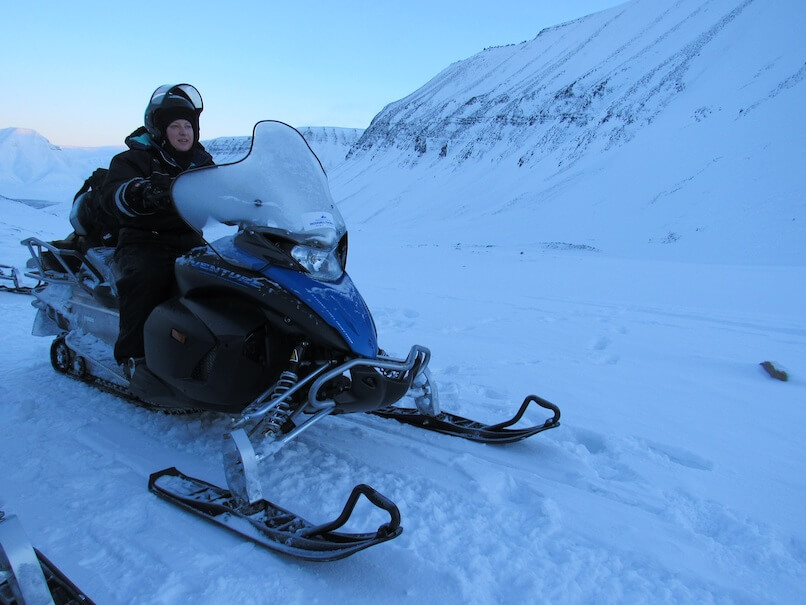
[3,228,804,604]
[1,0,805,603]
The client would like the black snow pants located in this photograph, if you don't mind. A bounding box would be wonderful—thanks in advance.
[113,228,203,364]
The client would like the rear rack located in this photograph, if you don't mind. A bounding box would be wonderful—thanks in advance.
[22,237,117,304]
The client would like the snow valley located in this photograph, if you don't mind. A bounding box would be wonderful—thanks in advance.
[1,0,804,603]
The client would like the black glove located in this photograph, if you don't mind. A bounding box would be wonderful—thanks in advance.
[126,172,173,213]
[149,171,173,191]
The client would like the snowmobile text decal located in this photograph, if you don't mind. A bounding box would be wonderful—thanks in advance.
[187,259,265,290]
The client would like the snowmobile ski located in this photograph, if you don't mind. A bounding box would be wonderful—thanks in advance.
[29,549,95,605]
[0,511,95,605]
[0,265,33,295]
[371,394,561,444]
[148,467,402,562]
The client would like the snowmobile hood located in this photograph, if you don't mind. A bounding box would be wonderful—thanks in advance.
[204,235,378,358]
[264,265,378,358]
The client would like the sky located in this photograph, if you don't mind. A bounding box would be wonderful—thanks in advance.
[2,0,624,147]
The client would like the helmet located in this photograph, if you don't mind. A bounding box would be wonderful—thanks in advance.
[144,83,204,142]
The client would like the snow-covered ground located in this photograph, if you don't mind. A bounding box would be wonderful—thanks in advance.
[1,197,804,603]
[2,0,805,602]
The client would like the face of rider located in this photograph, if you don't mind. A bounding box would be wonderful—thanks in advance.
[165,119,194,152]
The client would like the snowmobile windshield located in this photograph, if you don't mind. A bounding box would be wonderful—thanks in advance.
[171,121,346,255]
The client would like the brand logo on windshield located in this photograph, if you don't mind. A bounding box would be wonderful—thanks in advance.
[302,212,336,231]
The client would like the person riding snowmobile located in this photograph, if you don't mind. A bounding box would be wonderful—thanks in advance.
[101,83,215,373]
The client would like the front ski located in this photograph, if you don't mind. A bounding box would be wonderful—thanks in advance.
[371,394,561,444]
[0,511,95,604]
[148,467,402,562]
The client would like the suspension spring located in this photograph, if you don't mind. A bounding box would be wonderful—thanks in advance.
[257,370,299,436]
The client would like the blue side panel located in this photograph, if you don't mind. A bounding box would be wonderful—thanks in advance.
[209,236,378,357]
[263,266,378,358]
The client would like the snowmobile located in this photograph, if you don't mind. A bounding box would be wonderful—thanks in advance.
[0,511,95,604]
[22,121,561,561]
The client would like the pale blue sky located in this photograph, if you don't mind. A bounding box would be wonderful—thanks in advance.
[2,0,623,146]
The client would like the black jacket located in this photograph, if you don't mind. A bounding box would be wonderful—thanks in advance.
[102,127,214,236]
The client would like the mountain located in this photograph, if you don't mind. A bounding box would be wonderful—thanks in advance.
[0,128,123,202]
[332,0,805,264]
[6,0,802,265]
[203,126,364,170]
[0,128,89,199]
[0,128,64,183]
[0,127,363,203]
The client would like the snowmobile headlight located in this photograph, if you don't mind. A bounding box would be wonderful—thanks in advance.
[291,244,344,281]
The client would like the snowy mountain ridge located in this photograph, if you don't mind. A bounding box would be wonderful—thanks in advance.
[203,126,364,168]
[333,0,805,264]
[349,0,798,168]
